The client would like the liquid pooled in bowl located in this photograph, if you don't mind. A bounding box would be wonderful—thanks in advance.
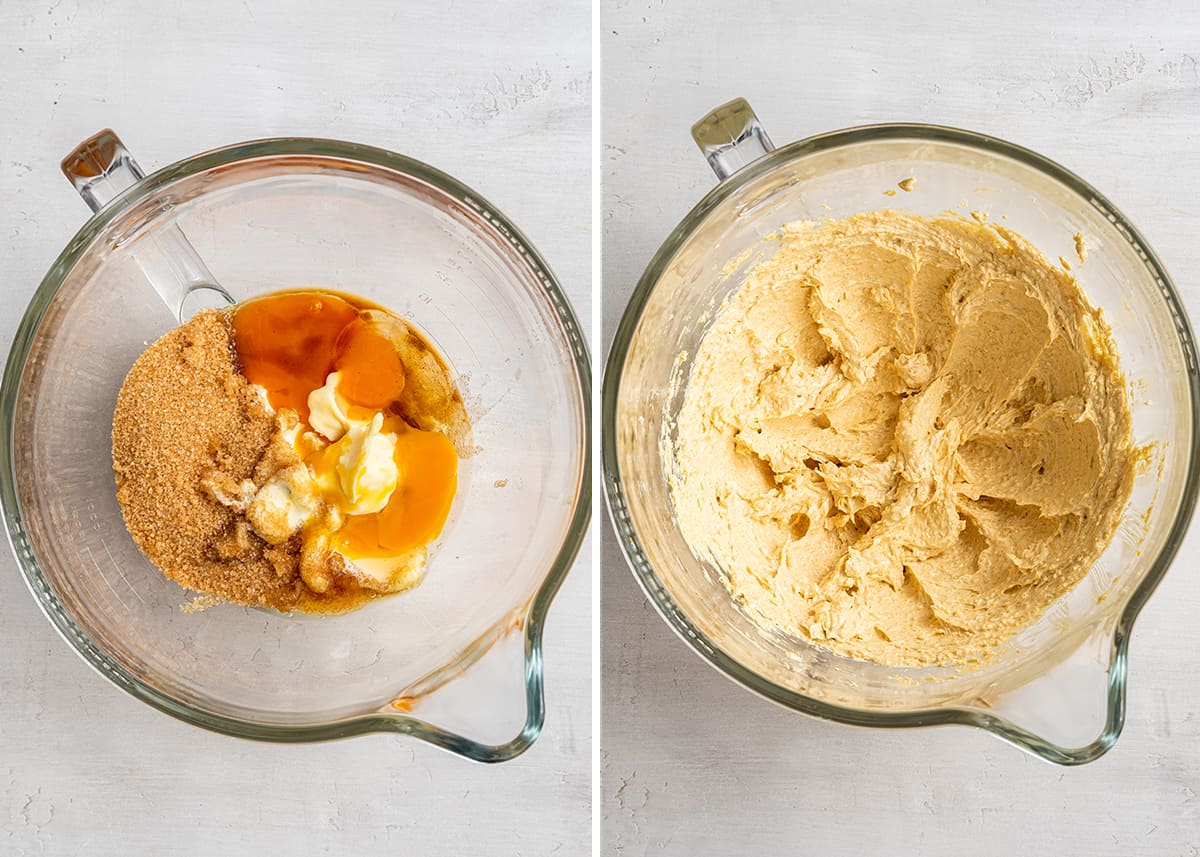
[670,212,1135,667]
[111,289,471,614]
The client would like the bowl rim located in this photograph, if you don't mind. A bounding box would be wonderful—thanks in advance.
[0,135,592,761]
[601,121,1200,765]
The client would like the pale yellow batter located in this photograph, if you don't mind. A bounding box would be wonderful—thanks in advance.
[672,212,1134,667]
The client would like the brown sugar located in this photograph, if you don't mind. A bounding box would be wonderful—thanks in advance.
[112,310,309,611]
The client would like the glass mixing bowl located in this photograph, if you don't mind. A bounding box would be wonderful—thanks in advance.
[603,98,1200,764]
[0,130,589,761]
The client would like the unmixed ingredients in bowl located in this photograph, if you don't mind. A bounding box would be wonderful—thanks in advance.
[112,290,471,614]
[671,211,1135,667]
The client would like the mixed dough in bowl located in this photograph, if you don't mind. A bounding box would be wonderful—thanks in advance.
[671,212,1134,667]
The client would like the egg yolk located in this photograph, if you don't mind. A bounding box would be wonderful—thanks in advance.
[231,291,458,559]
[232,292,359,422]
[334,416,458,557]
[336,319,407,408]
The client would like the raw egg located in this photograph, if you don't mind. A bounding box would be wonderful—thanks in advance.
[232,291,358,422]
[231,290,459,560]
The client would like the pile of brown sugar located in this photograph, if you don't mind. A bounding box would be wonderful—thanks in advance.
[112,311,315,611]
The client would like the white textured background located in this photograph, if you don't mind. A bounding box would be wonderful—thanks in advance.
[0,1,590,854]
[602,1,1200,854]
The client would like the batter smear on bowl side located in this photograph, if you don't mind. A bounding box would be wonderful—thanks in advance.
[112,290,471,614]
[671,212,1134,667]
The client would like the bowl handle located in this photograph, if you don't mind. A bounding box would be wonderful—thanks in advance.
[60,129,233,321]
[691,97,776,181]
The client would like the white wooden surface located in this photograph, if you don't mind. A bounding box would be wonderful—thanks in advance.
[602,1,1200,854]
[0,1,590,854]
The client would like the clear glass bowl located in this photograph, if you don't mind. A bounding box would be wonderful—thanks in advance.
[603,99,1200,764]
[0,130,590,761]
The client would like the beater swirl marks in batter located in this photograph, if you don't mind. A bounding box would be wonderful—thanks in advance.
[671,212,1134,667]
